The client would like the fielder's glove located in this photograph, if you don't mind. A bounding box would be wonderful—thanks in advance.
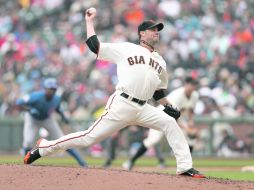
[163,104,181,120]
[29,108,40,117]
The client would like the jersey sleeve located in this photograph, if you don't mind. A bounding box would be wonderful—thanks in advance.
[55,96,62,111]
[157,69,168,89]
[16,94,31,106]
[97,42,124,63]
[167,92,182,109]
[189,92,199,108]
[156,58,168,90]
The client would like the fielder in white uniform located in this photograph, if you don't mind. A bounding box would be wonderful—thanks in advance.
[24,7,205,178]
[122,77,199,170]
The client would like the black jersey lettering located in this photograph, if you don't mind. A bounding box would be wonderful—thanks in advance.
[128,57,135,65]
[127,56,162,74]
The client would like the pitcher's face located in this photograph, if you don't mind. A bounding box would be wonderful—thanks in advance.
[140,27,160,45]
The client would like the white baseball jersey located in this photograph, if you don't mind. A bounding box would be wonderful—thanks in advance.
[38,42,193,173]
[167,87,199,114]
[144,87,199,148]
[98,42,168,100]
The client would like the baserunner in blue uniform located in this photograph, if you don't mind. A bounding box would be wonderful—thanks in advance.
[16,78,87,167]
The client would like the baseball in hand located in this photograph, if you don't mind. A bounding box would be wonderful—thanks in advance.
[87,7,96,15]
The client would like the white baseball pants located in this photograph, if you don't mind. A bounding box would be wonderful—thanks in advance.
[38,91,192,173]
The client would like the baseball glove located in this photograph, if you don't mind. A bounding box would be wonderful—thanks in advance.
[163,104,181,120]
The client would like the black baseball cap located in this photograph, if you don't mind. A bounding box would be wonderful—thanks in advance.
[138,20,164,33]
[185,76,199,85]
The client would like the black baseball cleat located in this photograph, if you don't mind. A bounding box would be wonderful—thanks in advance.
[24,138,43,164]
[178,168,206,178]
[24,148,41,164]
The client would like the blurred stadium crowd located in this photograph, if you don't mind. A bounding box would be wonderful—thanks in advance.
[0,0,253,155]
[1,0,254,118]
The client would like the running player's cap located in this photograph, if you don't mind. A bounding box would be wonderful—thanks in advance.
[43,78,58,89]
[138,20,164,33]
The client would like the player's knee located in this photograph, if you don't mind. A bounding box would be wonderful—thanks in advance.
[161,117,178,132]
[167,115,177,123]
[144,139,160,148]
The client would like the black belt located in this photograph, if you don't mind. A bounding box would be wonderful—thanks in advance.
[120,92,146,106]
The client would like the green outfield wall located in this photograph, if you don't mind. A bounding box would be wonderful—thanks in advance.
[0,116,253,156]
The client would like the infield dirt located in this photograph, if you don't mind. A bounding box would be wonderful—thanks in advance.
[0,164,253,190]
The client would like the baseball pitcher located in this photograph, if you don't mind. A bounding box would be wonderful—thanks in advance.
[23,8,205,178]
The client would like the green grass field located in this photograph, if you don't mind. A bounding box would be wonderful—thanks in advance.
[1,155,254,181]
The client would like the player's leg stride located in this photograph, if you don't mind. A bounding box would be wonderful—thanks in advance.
[24,138,88,167]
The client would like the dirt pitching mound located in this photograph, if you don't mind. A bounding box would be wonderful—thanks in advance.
[0,164,253,190]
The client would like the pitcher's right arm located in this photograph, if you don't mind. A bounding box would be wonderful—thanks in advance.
[85,8,99,54]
